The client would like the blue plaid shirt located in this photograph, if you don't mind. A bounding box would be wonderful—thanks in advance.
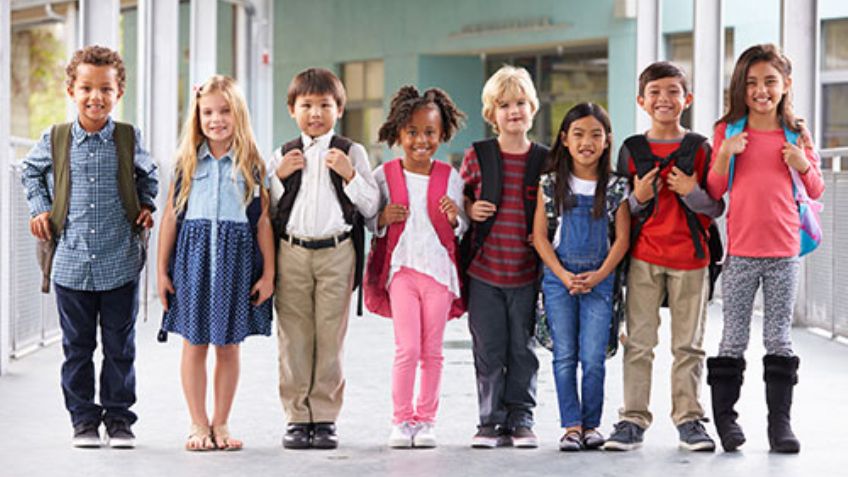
[21,117,159,291]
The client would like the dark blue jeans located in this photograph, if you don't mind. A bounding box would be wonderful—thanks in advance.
[55,280,139,427]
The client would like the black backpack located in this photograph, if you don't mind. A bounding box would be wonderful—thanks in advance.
[619,133,723,301]
[273,135,366,315]
[459,138,548,274]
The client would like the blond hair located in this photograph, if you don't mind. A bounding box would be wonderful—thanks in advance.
[174,75,266,212]
[481,65,539,134]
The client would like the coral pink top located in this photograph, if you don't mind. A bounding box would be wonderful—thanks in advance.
[706,122,825,258]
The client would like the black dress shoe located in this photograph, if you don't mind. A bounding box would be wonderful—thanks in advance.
[312,422,338,449]
[282,423,312,449]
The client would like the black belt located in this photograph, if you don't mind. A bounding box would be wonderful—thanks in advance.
[281,231,350,250]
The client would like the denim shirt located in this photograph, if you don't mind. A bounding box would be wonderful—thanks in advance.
[21,117,159,291]
[183,143,264,281]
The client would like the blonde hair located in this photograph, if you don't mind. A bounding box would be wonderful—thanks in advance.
[174,75,266,213]
[481,65,539,134]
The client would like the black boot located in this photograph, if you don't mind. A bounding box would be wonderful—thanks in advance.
[763,355,801,453]
[707,356,747,452]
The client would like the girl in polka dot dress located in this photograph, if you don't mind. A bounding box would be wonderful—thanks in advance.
[156,75,275,451]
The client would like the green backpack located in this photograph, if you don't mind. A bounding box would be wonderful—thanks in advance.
[37,122,141,293]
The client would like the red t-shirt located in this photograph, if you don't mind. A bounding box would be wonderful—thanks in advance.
[624,137,712,270]
[460,147,538,288]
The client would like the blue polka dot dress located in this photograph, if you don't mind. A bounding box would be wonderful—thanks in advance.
[162,144,272,345]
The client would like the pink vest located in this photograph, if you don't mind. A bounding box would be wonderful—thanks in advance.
[364,159,465,319]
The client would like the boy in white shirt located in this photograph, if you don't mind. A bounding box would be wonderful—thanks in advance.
[271,68,379,450]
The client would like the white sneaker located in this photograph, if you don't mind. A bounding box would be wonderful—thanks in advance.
[387,422,416,448]
[413,422,437,448]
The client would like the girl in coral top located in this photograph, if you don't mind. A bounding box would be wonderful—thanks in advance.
[705,44,824,455]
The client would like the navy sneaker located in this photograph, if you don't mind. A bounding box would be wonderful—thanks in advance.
[603,421,645,451]
[105,420,135,449]
[677,420,716,452]
[72,422,102,448]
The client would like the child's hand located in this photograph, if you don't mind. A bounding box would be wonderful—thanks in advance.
[250,274,274,306]
[276,148,305,180]
[633,167,660,203]
[157,272,175,311]
[783,141,810,173]
[666,167,697,196]
[439,196,459,227]
[469,200,497,222]
[573,270,608,294]
[136,206,154,229]
[720,132,748,158]
[378,203,408,228]
[325,148,355,182]
[30,212,52,241]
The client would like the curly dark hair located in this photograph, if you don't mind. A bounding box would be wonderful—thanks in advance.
[65,45,126,91]
[378,85,466,146]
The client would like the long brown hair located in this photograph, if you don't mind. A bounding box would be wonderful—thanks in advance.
[717,43,799,132]
[546,102,612,219]
[174,75,266,212]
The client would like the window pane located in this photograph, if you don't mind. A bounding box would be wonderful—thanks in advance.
[365,60,384,101]
[823,19,848,71]
[11,24,67,139]
[822,83,848,148]
[344,62,365,102]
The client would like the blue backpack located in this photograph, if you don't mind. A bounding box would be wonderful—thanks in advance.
[724,117,823,256]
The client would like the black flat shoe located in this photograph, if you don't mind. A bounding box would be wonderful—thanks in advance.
[312,422,338,449]
[282,423,312,449]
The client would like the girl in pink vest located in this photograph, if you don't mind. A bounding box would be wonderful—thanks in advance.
[364,86,467,448]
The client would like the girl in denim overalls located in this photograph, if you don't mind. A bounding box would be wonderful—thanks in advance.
[533,103,630,451]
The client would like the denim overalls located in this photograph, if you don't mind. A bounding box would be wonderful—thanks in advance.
[541,192,614,429]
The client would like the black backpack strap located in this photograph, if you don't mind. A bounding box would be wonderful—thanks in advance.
[471,138,503,249]
[623,135,658,178]
[672,132,708,176]
[329,135,364,315]
[523,142,549,236]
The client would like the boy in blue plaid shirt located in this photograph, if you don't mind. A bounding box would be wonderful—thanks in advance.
[21,45,158,448]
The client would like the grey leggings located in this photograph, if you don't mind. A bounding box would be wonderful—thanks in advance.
[718,255,800,358]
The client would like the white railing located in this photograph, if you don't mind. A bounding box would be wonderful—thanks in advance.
[7,136,62,357]
[799,147,848,340]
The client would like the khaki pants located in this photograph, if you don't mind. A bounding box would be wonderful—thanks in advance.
[619,258,708,428]
[275,238,355,423]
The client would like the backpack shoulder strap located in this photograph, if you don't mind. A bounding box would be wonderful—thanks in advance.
[330,135,354,154]
[114,122,141,227]
[725,117,748,191]
[383,159,408,206]
[623,134,656,178]
[540,173,558,242]
[280,137,304,156]
[49,123,73,237]
[471,138,502,205]
[673,132,708,176]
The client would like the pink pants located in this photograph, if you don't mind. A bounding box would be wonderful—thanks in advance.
[388,267,454,424]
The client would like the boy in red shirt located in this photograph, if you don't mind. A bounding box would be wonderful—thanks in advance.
[604,62,724,452]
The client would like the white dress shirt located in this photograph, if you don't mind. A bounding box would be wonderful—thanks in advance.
[268,130,379,239]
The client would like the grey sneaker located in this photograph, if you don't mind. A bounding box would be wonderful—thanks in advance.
[603,421,645,451]
[471,425,499,448]
[511,426,538,448]
[677,420,716,452]
[582,429,605,449]
[105,420,135,449]
[72,422,102,448]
